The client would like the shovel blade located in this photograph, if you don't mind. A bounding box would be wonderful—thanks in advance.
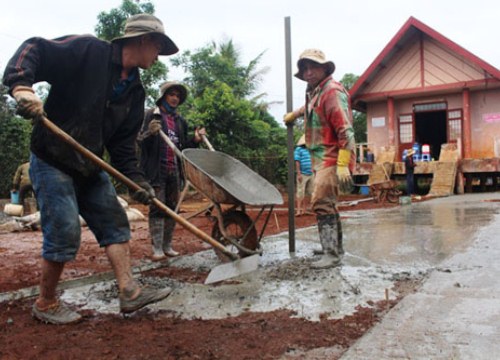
[205,254,260,284]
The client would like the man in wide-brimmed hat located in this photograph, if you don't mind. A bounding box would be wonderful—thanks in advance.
[283,48,356,269]
[138,81,206,261]
[3,13,178,324]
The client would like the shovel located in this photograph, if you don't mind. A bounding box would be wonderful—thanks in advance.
[40,116,259,283]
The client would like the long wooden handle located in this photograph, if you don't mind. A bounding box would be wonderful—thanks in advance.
[201,134,215,151]
[41,116,237,260]
[159,130,183,158]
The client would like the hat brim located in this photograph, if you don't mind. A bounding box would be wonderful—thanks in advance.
[112,32,179,55]
[296,135,306,146]
[294,60,335,80]
[156,84,188,106]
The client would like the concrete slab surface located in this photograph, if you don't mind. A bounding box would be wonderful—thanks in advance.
[341,192,500,359]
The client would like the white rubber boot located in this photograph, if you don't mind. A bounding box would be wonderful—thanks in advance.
[312,214,344,256]
[149,217,166,261]
[311,214,342,269]
[162,217,179,257]
[311,254,341,269]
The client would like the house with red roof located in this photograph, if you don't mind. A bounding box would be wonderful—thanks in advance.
[351,17,500,193]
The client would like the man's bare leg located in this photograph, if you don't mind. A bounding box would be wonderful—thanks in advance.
[105,242,140,299]
[36,259,65,308]
[32,259,82,324]
[296,198,304,216]
[106,242,172,313]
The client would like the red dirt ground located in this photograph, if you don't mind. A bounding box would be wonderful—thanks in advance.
[0,193,419,359]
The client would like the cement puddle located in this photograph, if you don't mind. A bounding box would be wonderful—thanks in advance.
[39,194,500,321]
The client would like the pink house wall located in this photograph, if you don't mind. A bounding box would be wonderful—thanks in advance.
[366,88,500,160]
[470,88,500,158]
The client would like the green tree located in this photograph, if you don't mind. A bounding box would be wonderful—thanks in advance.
[95,0,168,106]
[171,40,269,99]
[171,40,287,184]
[0,85,31,197]
[340,73,367,143]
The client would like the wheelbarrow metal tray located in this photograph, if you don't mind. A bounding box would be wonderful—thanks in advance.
[182,149,283,206]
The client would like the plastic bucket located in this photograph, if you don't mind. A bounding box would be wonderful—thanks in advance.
[4,203,24,216]
[360,185,370,195]
[10,190,20,205]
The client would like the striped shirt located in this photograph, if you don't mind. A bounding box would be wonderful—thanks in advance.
[294,146,313,175]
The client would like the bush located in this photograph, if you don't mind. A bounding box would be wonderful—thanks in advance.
[0,117,31,197]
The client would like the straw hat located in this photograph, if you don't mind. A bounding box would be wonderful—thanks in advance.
[296,134,306,146]
[294,49,336,80]
[407,149,415,156]
[112,14,178,55]
[156,81,188,106]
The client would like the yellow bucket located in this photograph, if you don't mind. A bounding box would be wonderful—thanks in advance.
[4,203,24,216]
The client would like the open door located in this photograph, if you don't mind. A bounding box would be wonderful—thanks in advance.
[414,110,447,160]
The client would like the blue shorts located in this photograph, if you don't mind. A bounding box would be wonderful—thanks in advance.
[30,153,131,262]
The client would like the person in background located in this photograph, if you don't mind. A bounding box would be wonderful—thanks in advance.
[404,148,417,195]
[283,49,356,269]
[138,81,206,261]
[294,135,314,216]
[3,14,177,324]
[12,162,33,205]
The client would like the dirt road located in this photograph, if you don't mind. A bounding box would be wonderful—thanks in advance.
[1,193,413,359]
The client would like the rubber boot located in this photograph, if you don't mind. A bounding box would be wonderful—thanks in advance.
[337,215,345,256]
[162,217,179,257]
[311,214,341,269]
[149,217,166,261]
[313,214,344,256]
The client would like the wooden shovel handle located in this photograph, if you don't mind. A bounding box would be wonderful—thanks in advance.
[201,134,215,151]
[40,116,237,260]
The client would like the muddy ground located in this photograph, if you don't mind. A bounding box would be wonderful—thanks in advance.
[0,192,425,359]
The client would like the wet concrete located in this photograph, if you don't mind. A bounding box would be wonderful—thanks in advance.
[341,192,500,359]
[59,192,500,337]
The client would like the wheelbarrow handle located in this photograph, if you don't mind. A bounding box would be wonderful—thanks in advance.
[201,134,215,151]
[40,116,238,260]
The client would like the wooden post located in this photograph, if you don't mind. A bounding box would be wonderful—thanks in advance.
[284,16,295,253]
[387,97,395,146]
[462,88,471,158]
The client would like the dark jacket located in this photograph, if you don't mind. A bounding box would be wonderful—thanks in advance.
[3,35,145,181]
[404,155,416,175]
[138,107,198,186]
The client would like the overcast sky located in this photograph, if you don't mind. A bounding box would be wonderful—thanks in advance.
[1,0,499,122]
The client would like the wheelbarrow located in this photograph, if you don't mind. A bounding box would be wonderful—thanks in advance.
[160,131,284,263]
[41,116,280,284]
[369,180,402,203]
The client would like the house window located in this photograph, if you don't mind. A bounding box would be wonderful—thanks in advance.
[413,102,447,112]
[399,114,413,143]
[448,109,462,142]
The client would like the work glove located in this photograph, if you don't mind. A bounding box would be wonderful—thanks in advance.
[336,149,354,194]
[148,119,162,135]
[12,86,44,120]
[132,181,155,205]
[283,111,297,125]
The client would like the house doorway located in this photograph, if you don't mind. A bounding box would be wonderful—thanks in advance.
[414,110,447,160]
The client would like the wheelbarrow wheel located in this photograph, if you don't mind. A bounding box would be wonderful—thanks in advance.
[211,210,258,263]
[387,189,401,203]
